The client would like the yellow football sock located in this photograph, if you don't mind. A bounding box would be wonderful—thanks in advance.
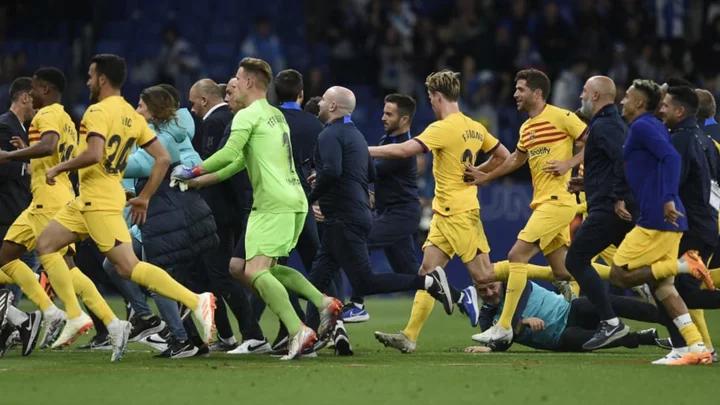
[492,260,509,280]
[402,290,435,342]
[39,252,81,318]
[497,262,528,330]
[679,323,703,347]
[0,271,14,284]
[570,280,580,296]
[69,267,116,325]
[651,259,678,280]
[130,261,199,310]
[1,259,53,311]
[591,263,611,280]
[689,309,713,350]
[493,260,554,281]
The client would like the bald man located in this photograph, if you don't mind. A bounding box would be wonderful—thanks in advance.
[564,76,637,350]
[304,86,453,337]
[189,78,231,159]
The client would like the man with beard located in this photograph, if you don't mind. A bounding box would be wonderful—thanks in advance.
[34,54,216,359]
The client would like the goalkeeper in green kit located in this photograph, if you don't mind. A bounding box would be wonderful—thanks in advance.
[171,57,342,360]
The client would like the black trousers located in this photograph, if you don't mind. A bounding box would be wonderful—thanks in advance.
[556,296,659,352]
[565,209,634,319]
[351,207,420,304]
[305,220,425,331]
[654,233,718,348]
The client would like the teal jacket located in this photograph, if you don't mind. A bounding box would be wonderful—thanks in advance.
[123,108,202,241]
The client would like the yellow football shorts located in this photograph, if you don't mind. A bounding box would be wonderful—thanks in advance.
[53,199,131,253]
[613,226,681,270]
[4,208,73,256]
[422,209,490,263]
[518,203,576,255]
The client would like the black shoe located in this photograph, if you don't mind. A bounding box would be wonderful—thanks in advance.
[582,320,630,350]
[0,289,12,328]
[333,321,353,356]
[208,338,239,352]
[656,337,673,350]
[18,310,42,356]
[426,267,453,315]
[78,334,112,350]
[166,339,199,359]
[636,328,659,346]
[0,323,14,358]
[128,315,165,343]
[272,327,289,351]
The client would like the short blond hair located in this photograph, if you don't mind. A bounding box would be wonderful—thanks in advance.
[239,57,273,90]
[696,89,717,120]
[425,70,461,102]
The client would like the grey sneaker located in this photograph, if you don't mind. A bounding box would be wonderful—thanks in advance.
[374,331,416,354]
[552,280,575,301]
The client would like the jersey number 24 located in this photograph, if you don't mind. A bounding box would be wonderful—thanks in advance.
[104,135,136,174]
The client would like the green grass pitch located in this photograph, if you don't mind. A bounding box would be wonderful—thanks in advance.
[0,296,718,405]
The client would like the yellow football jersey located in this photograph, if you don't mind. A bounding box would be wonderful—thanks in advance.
[414,112,499,216]
[517,104,587,209]
[78,96,157,212]
[27,103,77,213]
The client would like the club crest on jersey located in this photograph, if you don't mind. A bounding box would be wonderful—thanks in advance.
[527,130,535,141]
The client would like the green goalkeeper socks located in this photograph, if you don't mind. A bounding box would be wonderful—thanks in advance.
[270,264,324,307]
[251,270,302,335]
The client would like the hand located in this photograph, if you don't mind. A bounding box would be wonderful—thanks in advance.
[521,317,546,332]
[187,174,213,190]
[10,136,28,149]
[124,189,136,201]
[614,200,632,222]
[463,164,490,186]
[312,203,324,222]
[307,171,317,185]
[170,165,197,181]
[369,190,376,210]
[543,160,571,176]
[46,166,60,185]
[126,196,150,225]
[0,150,9,164]
[567,176,584,193]
[663,200,684,227]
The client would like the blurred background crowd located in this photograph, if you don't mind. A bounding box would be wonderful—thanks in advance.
[1,0,719,235]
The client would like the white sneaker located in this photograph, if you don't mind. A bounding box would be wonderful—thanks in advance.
[39,307,66,349]
[281,324,316,360]
[652,347,689,364]
[192,293,216,344]
[631,284,655,305]
[106,319,131,362]
[227,338,271,354]
[374,331,416,354]
[471,324,513,345]
[138,332,169,352]
[51,312,93,349]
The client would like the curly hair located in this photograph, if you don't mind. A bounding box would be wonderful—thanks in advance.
[631,79,662,113]
[141,86,177,125]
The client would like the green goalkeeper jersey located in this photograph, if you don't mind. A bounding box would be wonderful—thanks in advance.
[201,99,307,213]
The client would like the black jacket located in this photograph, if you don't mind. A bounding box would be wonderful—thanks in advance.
[374,131,420,213]
[136,168,219,269]
[309,116,375,225]
[670,117,720,247]
[279,103,324,196]
[583,104,636,215]
[0,110,31,232]
[197,105,235,225]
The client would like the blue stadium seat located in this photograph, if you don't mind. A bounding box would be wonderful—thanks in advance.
[128,41,163,63]
[209,22,238,42]
[208,63,233,83]
[204,42,235,61]
[101,21,133,40]
[95,40,126,56]
[1,40,27,54]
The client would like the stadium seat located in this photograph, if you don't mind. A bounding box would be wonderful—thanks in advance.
[95,40,126,56]
[100,21,133,41]
[209,22,238,42]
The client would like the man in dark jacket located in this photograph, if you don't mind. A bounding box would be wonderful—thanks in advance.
[0,77,38,303]
[564,76,635,350]
[187,78,269,354]
[697,89,720,144]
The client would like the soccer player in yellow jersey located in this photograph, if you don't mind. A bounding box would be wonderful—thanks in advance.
[465,69,587,344]
[33,54,216,360]
[369,70,514,352]
[0,68,125,354]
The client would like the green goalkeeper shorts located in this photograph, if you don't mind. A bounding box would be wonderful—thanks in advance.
[244,211,306,260]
